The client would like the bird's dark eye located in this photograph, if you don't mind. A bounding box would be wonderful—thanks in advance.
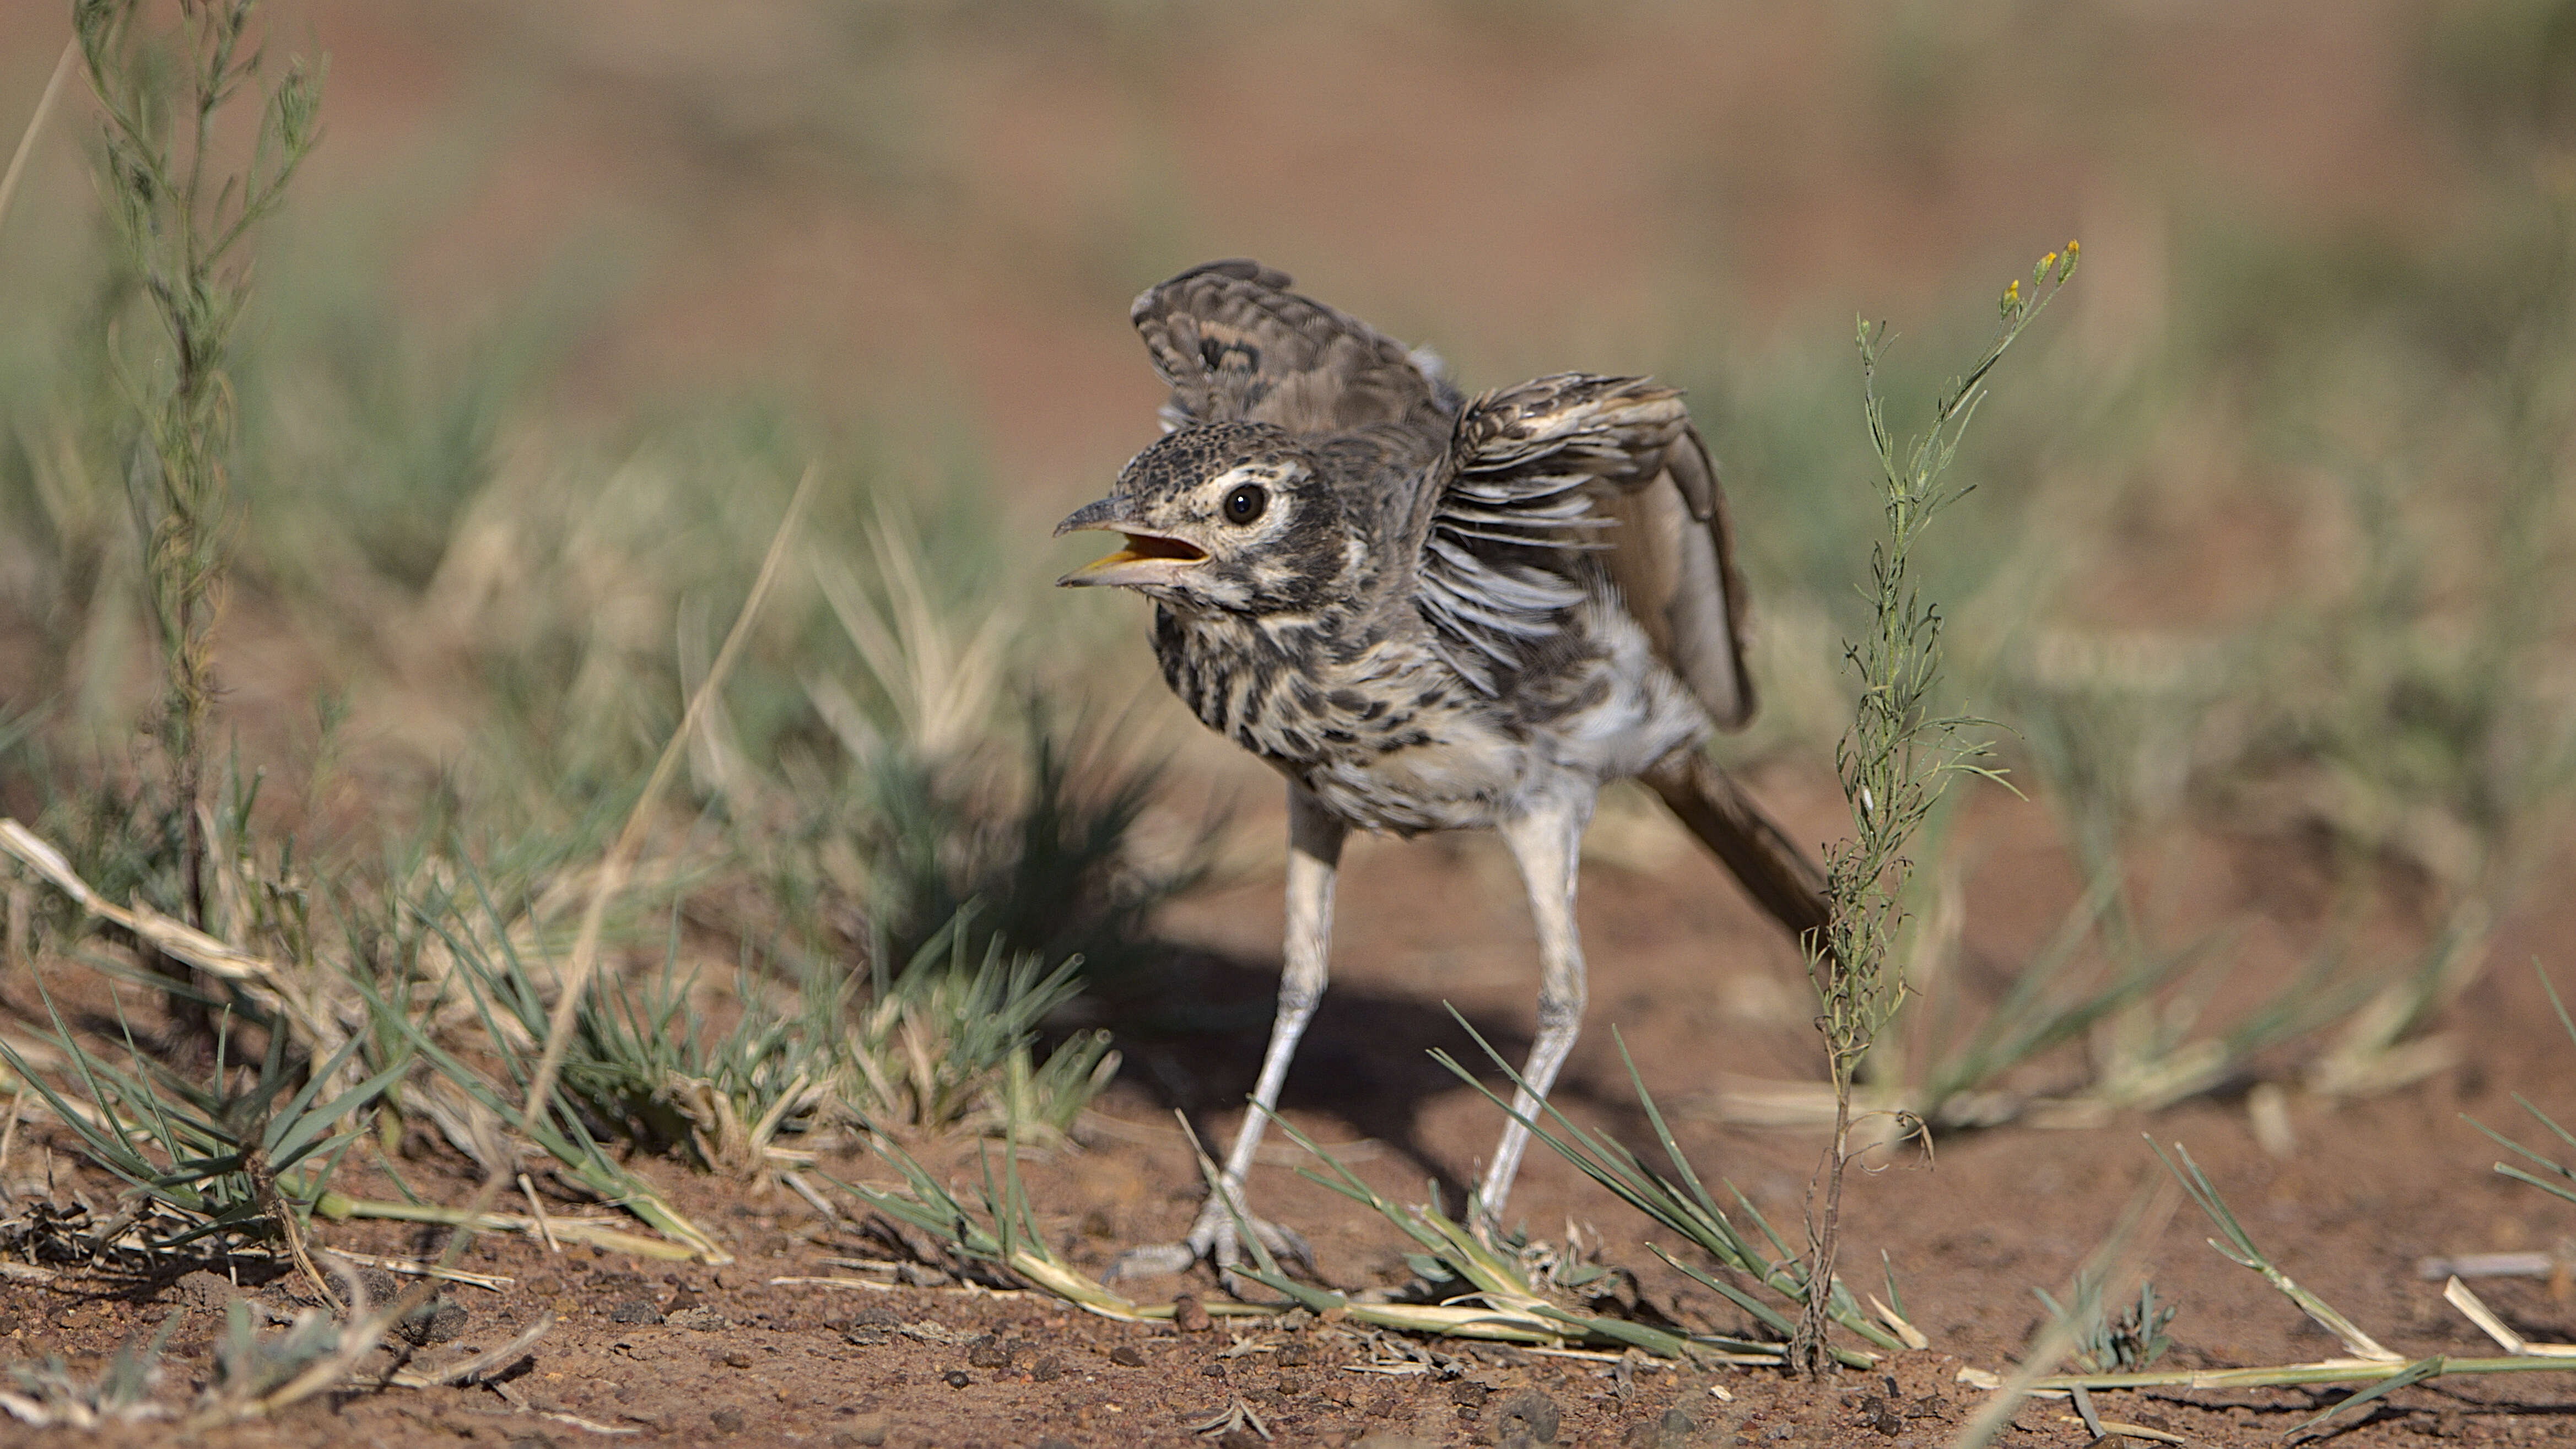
[1223,483,1268,525]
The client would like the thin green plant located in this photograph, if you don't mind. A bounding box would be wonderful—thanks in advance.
[1797,244,2077,1372]
[75,0,323,944]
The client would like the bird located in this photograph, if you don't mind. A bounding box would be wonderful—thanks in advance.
[1056,259,1829,1280]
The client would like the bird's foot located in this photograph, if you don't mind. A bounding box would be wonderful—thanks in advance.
[1108,1199,1313,1296]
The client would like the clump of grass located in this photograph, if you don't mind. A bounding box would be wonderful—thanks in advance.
[1225,1111,1737,1356]
[833,1110,1713,1352]
[0,987,399,1295]
[75,0,322,954]
[382,880,730,1261]
[1791,245,2078,1371]
[1434,1019,1907,1366]
[833,1132,1173,1322]
[2034,1272,2176,1377]
[203,1294,348,1413]
[1957,1138,2576,1441]
[804,508,1205,980]
[2467,965,2576,1216]
[839,917,1118,1141]
[0,1315,174,1429]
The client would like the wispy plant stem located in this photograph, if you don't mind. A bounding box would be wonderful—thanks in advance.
[1794,245,2079,1374]
[75,0,323,948]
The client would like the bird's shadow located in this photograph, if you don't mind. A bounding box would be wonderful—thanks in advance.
[1077,941,1648,1210]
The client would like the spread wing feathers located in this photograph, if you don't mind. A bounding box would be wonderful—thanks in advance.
[1421,374,1755,724]
[1598,421,1756,727]
[1131,260,1456,436]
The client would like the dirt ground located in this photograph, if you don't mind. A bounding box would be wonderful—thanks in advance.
[6,769,2576,1448]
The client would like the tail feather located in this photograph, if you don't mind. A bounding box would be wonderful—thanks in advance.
[1643,750,1832,951]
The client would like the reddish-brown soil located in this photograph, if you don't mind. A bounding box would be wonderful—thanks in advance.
[5,776,2576,1447]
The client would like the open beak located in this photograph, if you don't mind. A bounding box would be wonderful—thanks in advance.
[1055,496,1207,588]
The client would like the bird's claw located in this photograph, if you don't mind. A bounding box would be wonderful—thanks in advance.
[1107,1199,1314,1294]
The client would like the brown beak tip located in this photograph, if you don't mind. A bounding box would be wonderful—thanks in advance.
[1055,498,1121,537]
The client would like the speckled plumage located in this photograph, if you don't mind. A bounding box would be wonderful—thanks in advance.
[1058,261,1827,1278]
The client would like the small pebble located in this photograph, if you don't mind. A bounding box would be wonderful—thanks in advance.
[722,1348,754,1369]
[709,1408,746,1434]
[608,1299,662,1326]
[1031,1356,1065,1383]
[1495,1387,1562,1447]
[1110,1343,1147,1367]
[965,1335,1012,1369]
[397,1294,469,1345]
[1173,1294,1213,1332]
[839,1304,900,1346]
[1276,1342,1310,1367]
[943,1369,971,1388]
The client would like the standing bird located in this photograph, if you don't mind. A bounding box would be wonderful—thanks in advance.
[1059,261,1828,1277]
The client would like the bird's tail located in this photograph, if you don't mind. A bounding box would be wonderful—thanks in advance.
[1643,749,1832,952]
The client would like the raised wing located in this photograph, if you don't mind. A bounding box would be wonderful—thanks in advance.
[1131,260,1456,436]
[1420,374,1754,726]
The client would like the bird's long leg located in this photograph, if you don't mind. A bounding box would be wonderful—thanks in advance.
[1115,783,1344,1282]
[1476,787,1596,1240]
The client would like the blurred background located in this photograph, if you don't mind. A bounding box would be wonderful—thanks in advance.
[0,0,2570,1131]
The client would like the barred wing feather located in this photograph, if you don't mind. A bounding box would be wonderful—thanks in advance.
[1128,259,1455,435]
[1424,374,1754,724]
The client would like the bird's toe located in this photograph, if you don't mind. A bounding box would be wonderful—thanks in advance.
[1249,1216,1314,1272]
[1105,1241,1202,1282]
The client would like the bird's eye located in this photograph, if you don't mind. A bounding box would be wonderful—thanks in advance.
[1223,483,1268,525]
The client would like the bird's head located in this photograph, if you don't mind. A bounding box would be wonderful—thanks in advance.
[1056,421,1351,613]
